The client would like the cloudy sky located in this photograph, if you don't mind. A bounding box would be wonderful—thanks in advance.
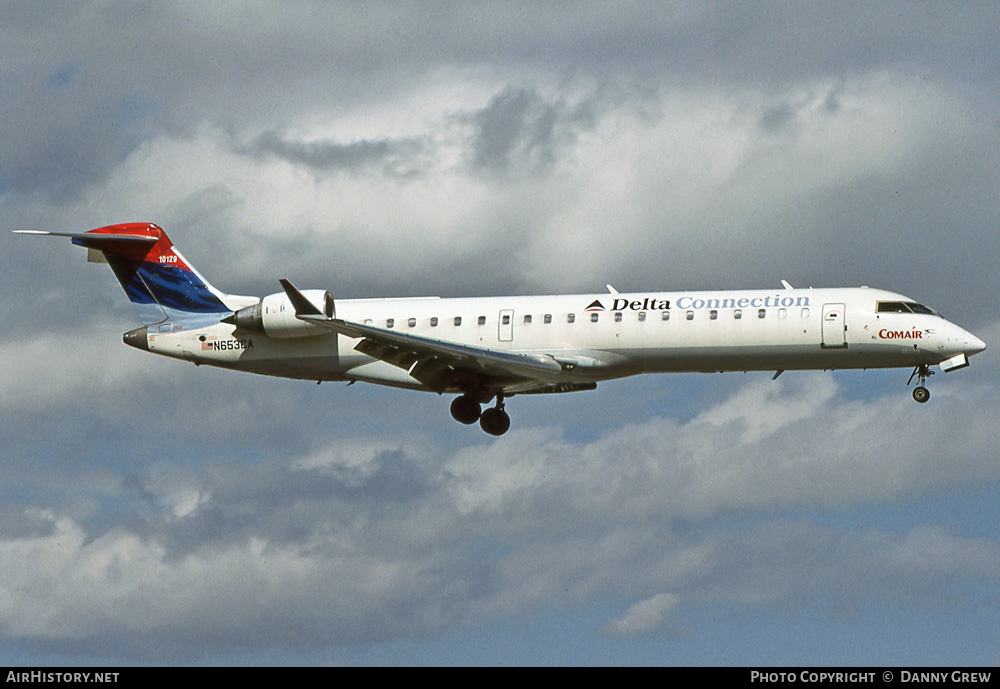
[2,1,999,666]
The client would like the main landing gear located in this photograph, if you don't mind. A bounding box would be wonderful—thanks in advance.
[449,393,511,436]
[907,364,933,403]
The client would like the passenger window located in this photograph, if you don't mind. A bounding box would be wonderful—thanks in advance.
[408,318,416,327]
[709,310,718,320]
[686,311,694,321]
[638,312,646,321]
[387,318,395,328]
[567,314,575,323]
[364,319,373,326]
[502,314,510,325]
[478,316,486,326]
[661,311,670,321]
[454,316,462,326]
[734,309,742,320]
[615,312,623,322]
[544,314,552,324]
[801,308,809,318]
[430,317,438,327]
[758,309,766,319]
[591,313,599,322]
[778,308,787,319]
[524,315,532,324]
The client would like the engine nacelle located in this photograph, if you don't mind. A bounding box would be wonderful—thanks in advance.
[227,289,334,338]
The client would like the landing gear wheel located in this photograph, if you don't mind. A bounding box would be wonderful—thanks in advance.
[907,364,934,404]
[450,395,482,425]
[480,407,511,436]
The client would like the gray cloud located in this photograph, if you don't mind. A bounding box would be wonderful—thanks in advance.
[758,102,798,133]
[241,130,428,177]
[2,371,999,660]
[6,2,994,200]
[469,87,597,175]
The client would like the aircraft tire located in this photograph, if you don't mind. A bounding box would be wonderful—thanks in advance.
[450,395,482,424]
[912,386,930,403]
[480,407,511,436]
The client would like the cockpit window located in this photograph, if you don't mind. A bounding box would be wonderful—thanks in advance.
[877,301,910,313]
[906,302,938,316]
[876,301,940,316]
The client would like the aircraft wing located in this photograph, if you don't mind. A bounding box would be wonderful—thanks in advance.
[279,280,564,393]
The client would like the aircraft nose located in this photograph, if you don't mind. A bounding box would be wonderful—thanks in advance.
[966,332,987,356]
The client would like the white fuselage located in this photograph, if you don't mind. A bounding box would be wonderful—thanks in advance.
[140,286,985,394]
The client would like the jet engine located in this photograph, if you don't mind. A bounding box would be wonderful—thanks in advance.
[224,289,334,338]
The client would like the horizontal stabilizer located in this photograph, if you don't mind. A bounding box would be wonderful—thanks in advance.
[14,230,158,251]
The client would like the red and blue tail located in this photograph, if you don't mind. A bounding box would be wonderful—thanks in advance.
[17,223,252,326]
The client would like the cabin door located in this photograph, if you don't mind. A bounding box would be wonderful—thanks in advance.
[821,303,847,348]
[498,309,514,342]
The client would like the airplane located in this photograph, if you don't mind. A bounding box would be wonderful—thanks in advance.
[16,222,987,436]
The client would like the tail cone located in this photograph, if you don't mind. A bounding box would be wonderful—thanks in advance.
[123,326,149,351]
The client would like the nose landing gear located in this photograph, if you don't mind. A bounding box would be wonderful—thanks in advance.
[907,364,933,403]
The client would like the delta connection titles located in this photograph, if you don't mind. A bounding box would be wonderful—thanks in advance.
[750,671,992,683]
[603,293,811,312]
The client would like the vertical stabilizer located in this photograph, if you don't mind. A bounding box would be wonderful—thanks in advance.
[81,223,231,324]
[16,223,255,325]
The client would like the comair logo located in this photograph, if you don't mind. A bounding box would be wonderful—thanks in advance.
[878,329,927,339]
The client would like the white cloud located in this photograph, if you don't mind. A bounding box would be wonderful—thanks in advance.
[292,437,410,473]
[694,372,837,443]
[888,526,1000,579]
[0,508,455,646]
[605,592,680,636]
[0,325,161,413]
[17,70,979,300]
[444,373,1000,522]
[0,367,997,657]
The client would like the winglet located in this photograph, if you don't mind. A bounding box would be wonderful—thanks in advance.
[780,279,794,290]
[278,279,323,316]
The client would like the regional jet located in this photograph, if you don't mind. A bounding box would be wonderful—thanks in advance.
[16,223,986,435]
